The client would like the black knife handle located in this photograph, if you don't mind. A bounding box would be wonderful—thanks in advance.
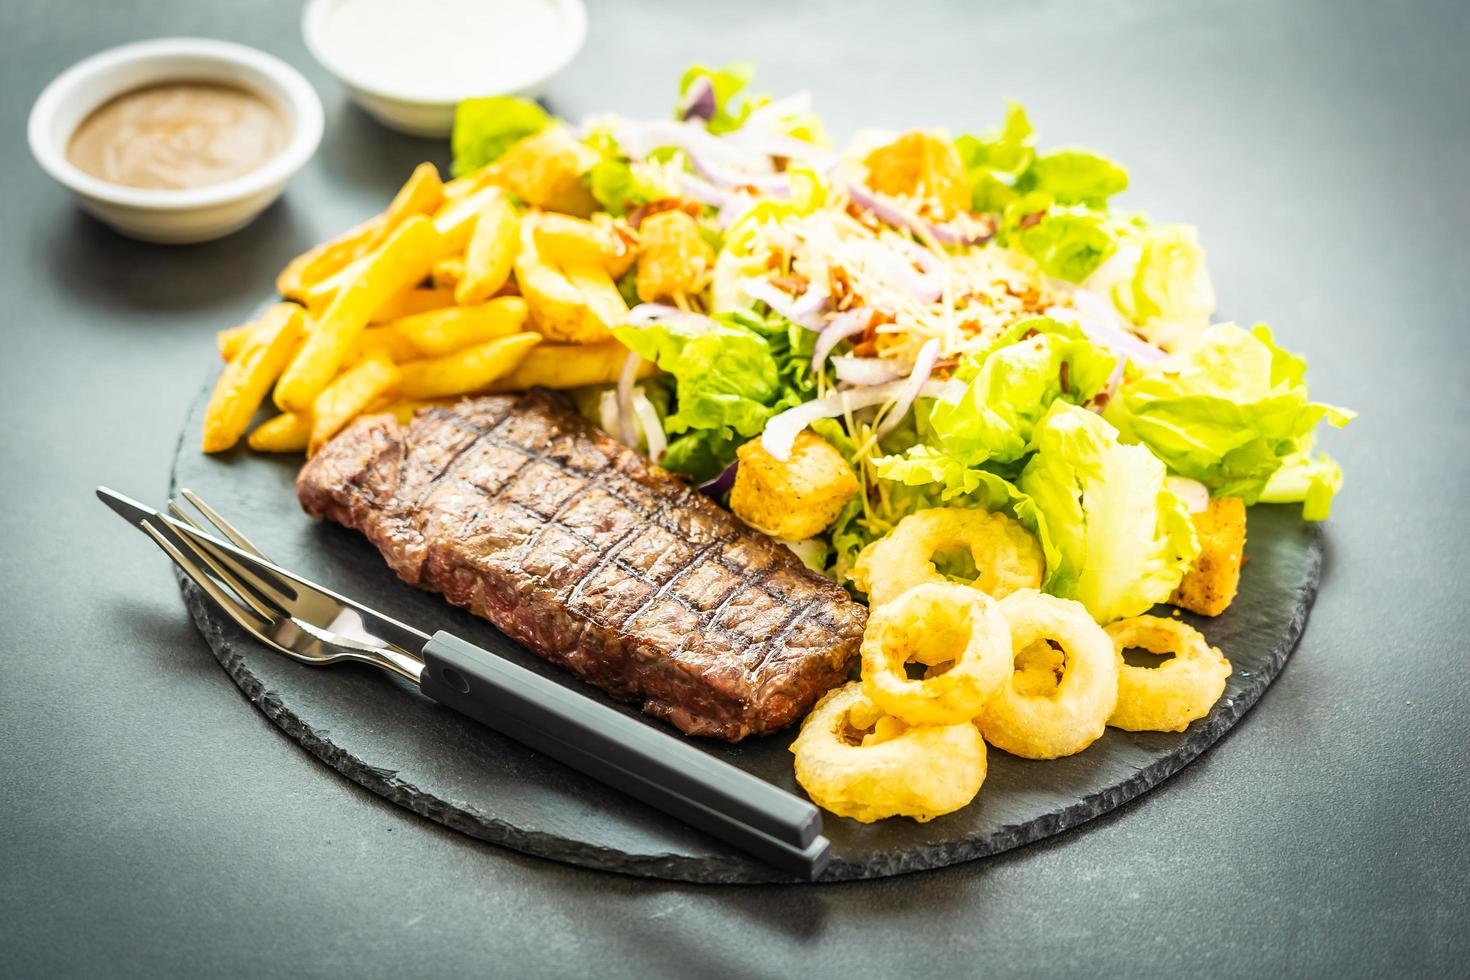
[419,631,831,880]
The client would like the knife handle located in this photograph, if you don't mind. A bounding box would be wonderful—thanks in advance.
[419,631,831,880]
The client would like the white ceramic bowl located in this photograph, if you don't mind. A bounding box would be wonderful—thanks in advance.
[28,38,324,245]
[302,0,587,138]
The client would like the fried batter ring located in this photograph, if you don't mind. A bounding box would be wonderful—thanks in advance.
[791,681,987,823]
[977,589,1118,759]
[1106,615,1231,732]
[851,508,1045,609]
[860,582,1013,726]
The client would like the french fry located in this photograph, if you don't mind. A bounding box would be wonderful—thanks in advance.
[455,189,520,305]
[398,333,542,399]
[515,220,615,343]
[365,162,444,250]
[344,326,423,364]
[388,298,528,357]
[309,350,401,455]
[433,184,504,254]
[532,213,637,279]
[248,412,311,453]
[217,322,254,361]
[201,304,306,453]
[274,215,443,415]
[431,255,465,290]
[561,256,628,332]
[485,340,655,391]
[369,286,457,323]
[276,216,383,302]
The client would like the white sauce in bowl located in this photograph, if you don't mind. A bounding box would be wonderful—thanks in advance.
[319,0,570,100]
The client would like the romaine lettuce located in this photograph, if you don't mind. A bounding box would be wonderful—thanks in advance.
[1105,323,1354,515]
[450,97,551,177]
[1020,402,1199,623]
[1018,148,1129,208]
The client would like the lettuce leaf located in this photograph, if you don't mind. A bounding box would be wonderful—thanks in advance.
[1018,148,1129,208]
[1258,440,1344,521]
[955,102,1035,213]
[677,62,755,135]
[926,317,1118,465]
[451,97,551,177]
[583,128,670,216]
[1013,202,1118,282]
[1105,323,1355,514]
[1020,402,1199,623]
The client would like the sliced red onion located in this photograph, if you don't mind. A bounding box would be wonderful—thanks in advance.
[679,76,716,123]
[688,149,792,194]
[631,390,667,462]
[810,307,872,372]
[678,172,731,208]
[717,191,757,229]
[760,377,948,461]
[626,303,718,332]
[741,278,829,330]
[1046,292,1166,365]
[831,355,903,386]
[868,241,944,304]
[875,338,941,438]
[846,181,995,246]
[697,459,739,498]
[616,350,640,447]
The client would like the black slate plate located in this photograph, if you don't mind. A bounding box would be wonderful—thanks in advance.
[170,379,1321,883]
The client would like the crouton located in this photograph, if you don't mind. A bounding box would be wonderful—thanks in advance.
[862,131,971,218]
[496,127,599,217]
[1170,496,1247,616]
[730,431,859,542]
[635,210,713,303]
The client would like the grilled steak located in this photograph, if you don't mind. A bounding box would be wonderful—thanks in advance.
[297,391,865,741]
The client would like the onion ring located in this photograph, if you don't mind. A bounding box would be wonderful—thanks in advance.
[860,582,1012,726]
[977,590,1118,759]
[851,508,1044,608]
[790,681,986,823]
[1105,615,1231,732]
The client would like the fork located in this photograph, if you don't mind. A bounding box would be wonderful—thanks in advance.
[98,486,831,879]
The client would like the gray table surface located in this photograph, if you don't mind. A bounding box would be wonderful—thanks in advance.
[3,0,1466,976]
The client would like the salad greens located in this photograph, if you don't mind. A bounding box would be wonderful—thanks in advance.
[450,96,550,177]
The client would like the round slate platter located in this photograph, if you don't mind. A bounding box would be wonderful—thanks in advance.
[171,379,1321,883]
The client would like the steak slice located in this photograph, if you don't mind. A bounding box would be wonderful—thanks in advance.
[296,391,865,741]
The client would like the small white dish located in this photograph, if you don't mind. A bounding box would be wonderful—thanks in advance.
[302,0,587,138]
[28,38,324,245]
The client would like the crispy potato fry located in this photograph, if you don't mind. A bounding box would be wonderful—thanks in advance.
[484,340,654,391]
[515,219,626,343]
[369,286,457,323]
[366,162,444,249]
[217,322,254,361]
[276,216,382,302]
[201,304,306,453]
[496,127,599,216]
[433,184,504,254]
[430,255,465,290]
[309,350,401,455]
[455,189,520,305]
[561,257,628,331]
[531,213,637,278]
[344,325,423,364]
[635,210,713,302]
[248,412,311,452]
[275,216,443,415]
[388,297,528,356]
[398,333,542,400]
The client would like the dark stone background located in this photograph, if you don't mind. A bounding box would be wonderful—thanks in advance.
[2,0,1465,975]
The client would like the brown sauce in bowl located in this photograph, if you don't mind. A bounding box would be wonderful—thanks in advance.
[66,81,289,191]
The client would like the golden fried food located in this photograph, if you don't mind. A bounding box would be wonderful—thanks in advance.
[1169,497,1246,616]
[365,162,444,250]
[247,412,310,453]
[1105,615,1231,733]
[369,286,457,324]
[275,215,443,415]
[635,210,713,302]
[201,303,305,453]
[387,297,527,357]
[977,589,1118,759]
[791,681,986,823]
[309,350,400,455]
[455,188,521,305]
[860,582,1012,726]
[532,212,637,279]
[730,430,858,541]
[495,126,600,216]
[851,507,1045,608]
[397,332,542,399]
[483,340,655,391]
[276,214,382,302]
[216,322,252,361]
[343,326,422,365]
[515,218,626,343]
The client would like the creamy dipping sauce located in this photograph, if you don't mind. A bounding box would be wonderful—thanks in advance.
[321,0,568,97]
[66,82,289,191]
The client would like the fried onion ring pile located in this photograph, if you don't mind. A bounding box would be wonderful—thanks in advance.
[851,508,1045,608]
[1106,615,1231,732]
[860,582,1012,725]
[791,681,987,823]
[977,589,1118,760]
